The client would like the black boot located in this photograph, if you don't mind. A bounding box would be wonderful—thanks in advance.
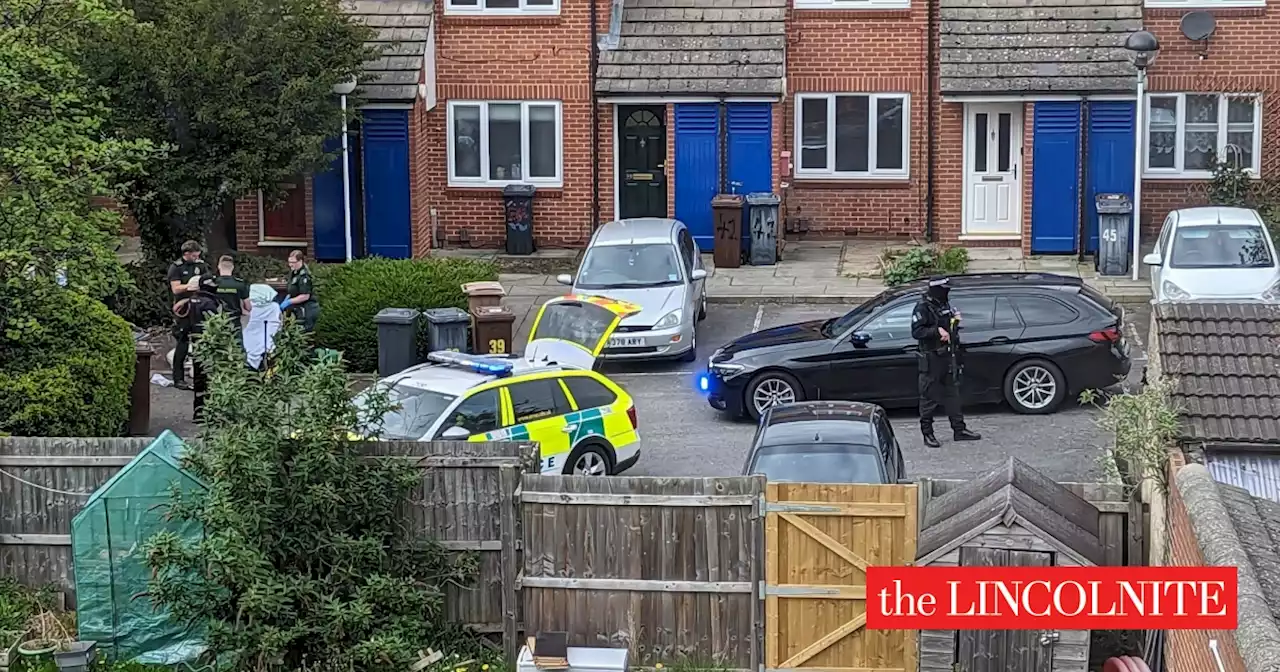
[954,428,982,441]
[922,432,941,448]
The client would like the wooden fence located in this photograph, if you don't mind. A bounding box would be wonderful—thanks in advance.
[922,478,1148,566]
[519,475,765,669]
[0,435,534,659]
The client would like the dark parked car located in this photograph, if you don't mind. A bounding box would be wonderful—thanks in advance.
[703,273,1131,420]
[742,401,907,484]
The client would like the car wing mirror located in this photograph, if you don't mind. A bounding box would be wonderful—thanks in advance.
[1142,253,1162,266]
[441,426,471,439]
[850,331,871,346]
[690,268,708,281]
[555,274,574,286]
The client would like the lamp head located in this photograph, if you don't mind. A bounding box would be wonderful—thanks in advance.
[332,77,357,96]
[1125,30,1161,69]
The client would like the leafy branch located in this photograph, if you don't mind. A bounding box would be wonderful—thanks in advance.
[1080,377,1182,498]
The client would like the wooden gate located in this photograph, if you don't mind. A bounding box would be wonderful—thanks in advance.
[765,482,918,672]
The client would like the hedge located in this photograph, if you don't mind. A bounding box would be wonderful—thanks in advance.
[0,290,136,436]
[314,257,499,372]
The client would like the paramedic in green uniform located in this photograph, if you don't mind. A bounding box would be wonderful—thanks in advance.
[211,255,252,343]
[282,249,319,333]
[166,240,209,390]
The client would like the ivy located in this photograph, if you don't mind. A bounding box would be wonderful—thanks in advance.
[880,244,969,286]
[1207,158,1280,248]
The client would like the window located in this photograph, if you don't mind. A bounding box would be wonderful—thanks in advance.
[505,379,571,426]
[794,0,909,10]
[677,230,696,275]
[577,244,684,289]
[1169,225,1274,269]
[1145,0,1261,10]
[362,384,457,440]
[858,302,915,342]
[795,93,909,179]
[994,297,1022,329]
[442,389,501,436]
[950,296,995,331]
[445,0,557,14]
[563,376,617,410]
[1145,93,1261,177]
[448,101,562,186]
[1011,296,1078,327]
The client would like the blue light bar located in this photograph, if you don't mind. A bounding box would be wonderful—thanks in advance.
[427,351,514,377]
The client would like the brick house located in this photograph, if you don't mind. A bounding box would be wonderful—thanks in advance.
[1147,302,1280,672]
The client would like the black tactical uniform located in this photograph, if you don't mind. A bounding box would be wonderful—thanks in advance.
[285,264,319,333]
[212,274,250,343]
[166,256,210,388]
[174,279,221,422]
[910,277,981,448]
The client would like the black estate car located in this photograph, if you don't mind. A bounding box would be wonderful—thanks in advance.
[742,401,907,484]
[702,273,1131,420]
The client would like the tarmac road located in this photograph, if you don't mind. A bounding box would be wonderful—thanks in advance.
[149,299,1151,482]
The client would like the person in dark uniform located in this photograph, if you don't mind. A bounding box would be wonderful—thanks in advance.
[910,277,981,448]
[282,249,319,333]
[166,240,210,390]
[211,255,252,344]
[172,276,222,421]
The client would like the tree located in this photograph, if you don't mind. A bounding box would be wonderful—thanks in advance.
[145,315,480,671]
[0,0,155,339]
[92,0,374,260]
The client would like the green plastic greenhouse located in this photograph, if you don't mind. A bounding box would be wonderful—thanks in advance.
[71,430,207,664]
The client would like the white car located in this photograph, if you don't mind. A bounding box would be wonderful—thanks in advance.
[1143,206,1280,302]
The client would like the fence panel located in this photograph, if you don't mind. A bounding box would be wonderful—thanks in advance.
[520,475,765,669]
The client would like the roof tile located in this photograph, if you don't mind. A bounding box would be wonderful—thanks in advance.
[344,0,433,103]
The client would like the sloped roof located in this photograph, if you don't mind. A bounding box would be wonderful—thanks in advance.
[1154,302,1280,445]
[595,0,785,96]
[1177,463,1280,672]
[346,0,433,103]
[918,458,1105,566]
[938,0,1140,95]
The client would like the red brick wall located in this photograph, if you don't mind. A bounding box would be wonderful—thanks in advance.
[423,8,595,252]
[1166,463,1247,672]
[1141,7,1280,238]
[784,7,929,239]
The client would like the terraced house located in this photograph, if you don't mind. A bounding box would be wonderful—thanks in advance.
[228,0,1280,260]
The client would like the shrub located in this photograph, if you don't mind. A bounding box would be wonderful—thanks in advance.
[0,289,136,436]
[315,257,500,372]
[881,244,970,286]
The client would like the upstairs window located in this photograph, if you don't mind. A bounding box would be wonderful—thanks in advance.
[1145,93,1261,178]
[795,93,910,179]
[445,0,558,13]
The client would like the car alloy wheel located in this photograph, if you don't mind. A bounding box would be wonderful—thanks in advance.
[1012,364,1057,411]
[573,450,608,476]
[752,377,796,415]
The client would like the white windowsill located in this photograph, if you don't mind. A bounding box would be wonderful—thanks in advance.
[792,173,910,181]
[958,234,1021,241]
[1144,0,1263,7]
[793,1,911,8]
[1142,172,1260,180]
[443,7,561,15]
[447,180,563,188]
[258,239,309,247]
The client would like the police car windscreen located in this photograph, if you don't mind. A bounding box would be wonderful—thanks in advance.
[576,244,683,289]
[749,444,886,484]
[535,302,615,347]
[358,383,457,440]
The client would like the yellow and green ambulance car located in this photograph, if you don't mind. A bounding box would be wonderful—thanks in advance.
[355,295,642,475]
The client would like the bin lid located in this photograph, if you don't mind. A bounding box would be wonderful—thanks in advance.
[424,307,471,324]
[1095,193,1133,213]
[462,280,507,297]
[711,194,745,206]
[374,308,421,325]
[471,305,515,321]
[503,183,537,196]
[746,192,781,205]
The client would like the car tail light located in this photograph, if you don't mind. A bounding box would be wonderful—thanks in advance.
[1089,327,1121,343]
[627,405,638,429]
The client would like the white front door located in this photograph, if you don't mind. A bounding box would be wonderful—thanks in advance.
[963,104,1023,235]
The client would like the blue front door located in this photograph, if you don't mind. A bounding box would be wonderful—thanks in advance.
[1086,101,1136,254]
[1030,102,1082,254]
[361,109,412,259]
[726,103,772,196]
[312,135,355,262]
[673,104,720,248]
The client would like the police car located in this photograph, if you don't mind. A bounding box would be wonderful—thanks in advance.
[355,295,642,475]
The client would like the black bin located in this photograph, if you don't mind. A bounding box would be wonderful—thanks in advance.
[425,307,472,353]
[503,184,537,255]
[374,308,422,377]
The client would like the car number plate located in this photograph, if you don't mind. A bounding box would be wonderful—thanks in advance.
[609,337,644,348]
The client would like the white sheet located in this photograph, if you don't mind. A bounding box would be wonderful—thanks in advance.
[244,302,281,369]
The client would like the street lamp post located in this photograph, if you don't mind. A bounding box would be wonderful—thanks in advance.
[332,77,358,262]
[1125,31,1160,282]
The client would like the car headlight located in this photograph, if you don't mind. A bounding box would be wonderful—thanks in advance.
[1262,279,1280,302]
[654,310,683,329]
[1161,280,1191,301]
[710,361,746,375]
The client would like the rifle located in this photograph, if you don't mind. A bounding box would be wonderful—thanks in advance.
[948,316,962,384]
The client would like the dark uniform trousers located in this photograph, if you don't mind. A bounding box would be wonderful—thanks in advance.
[918,350,965,435]
[287,302,320,333]
[192,342,209,422]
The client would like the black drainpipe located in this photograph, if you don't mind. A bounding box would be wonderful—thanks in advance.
[589,0,601,231]
[924,0,938,242]
[1077,100,1091,263]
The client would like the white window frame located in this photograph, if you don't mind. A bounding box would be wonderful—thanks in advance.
[1144,0,1261,9]
[794,0,909,9]
[446,100,564,188]
[444,0,559,15]
[1144,92,1263,179]
[793,92,911,180]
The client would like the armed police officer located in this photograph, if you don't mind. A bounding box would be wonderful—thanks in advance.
[910,277,981,448]
[166,240,210,390]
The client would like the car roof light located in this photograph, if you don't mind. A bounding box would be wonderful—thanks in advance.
[426,351,514,377]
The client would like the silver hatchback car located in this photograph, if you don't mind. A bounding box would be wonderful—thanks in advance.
[557,218,708,362]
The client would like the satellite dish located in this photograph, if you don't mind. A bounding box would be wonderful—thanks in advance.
[1180,11,1217,41]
